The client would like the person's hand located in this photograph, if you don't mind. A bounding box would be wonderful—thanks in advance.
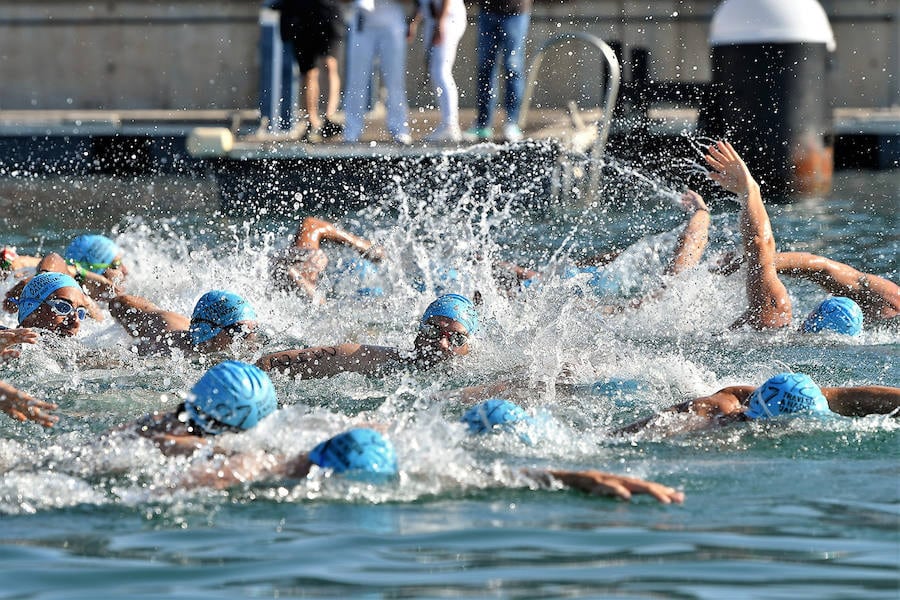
[679,190,709,213]
[0,327,38,360]
[406,19,418,42]
[0,382,58,428]
[549,469,685,503]
[704,140,756,199]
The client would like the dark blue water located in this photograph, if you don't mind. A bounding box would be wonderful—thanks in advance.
[0,166,897,599]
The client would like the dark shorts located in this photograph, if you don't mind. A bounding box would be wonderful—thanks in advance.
[280,0,344,73]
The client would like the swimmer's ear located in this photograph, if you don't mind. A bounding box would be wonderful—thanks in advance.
[472,290,483,306]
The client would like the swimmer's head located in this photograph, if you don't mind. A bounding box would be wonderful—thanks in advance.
[185,360,277,435]
[461,398,532,435]
[745,372,831,420]
[415,294,479,365]
[308,428,398,480]
[420,293,479,334]
[15,272,89,336]
[65,234,123,274]
[189,290,258,348]
[802,297,863,336]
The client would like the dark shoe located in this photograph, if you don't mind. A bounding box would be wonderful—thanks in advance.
[321,118,343,139]
[301,123,323,144]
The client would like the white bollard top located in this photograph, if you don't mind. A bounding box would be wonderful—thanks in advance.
[710,0,836,51]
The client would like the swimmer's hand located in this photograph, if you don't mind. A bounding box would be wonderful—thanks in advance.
[541,468,685,504]
[679,190,709,213]
[362,243,387,263]
[704,140,757,200]
[0,327,38,359]
[0,381,58,428]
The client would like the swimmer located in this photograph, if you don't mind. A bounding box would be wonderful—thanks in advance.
[256,293,478,377]
[109,289,258,356]
[124,360,279,456]
[714,251,899,324]
[271,217,386,302]
[9,272,92,338]
[493,189,711,296]
[614,372,900,436]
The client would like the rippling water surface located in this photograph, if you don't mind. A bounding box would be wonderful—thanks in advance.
[0,157,897,599]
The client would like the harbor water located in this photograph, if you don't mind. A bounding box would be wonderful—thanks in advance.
[0,157,897,598]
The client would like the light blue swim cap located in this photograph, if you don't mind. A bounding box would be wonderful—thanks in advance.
[339,257,384,297]
[16,272,81,324]
[185,361,277,435]
[745,372,831,420]
[309,428,398,479]
[64,234,121,273]
[412,265,460,295]
[461,398,532,434]
[563,266,623,297]
[802,297,863,336]
[420,293,479,334]
[189,290,257,344]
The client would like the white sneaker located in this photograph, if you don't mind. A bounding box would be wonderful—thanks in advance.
[393,133,412,145]
[502,123,523,143]
[425,126,462,143]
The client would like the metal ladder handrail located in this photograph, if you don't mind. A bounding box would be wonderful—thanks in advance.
[520,32,621,191]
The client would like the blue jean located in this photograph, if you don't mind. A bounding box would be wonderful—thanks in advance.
[475,11,531,129]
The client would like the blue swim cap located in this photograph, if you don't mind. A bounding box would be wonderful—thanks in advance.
[309,428,398,479]
[461,398,532,434]
[185,360,277,435]
[16,272,81,324]
[420,293,479,334]
[745,372,831,420]
[802,297,863,336]
[189,290,257,344]
[412,265,460,295]
[339,258,384,297]
[64,234,121,273]
[563,266,622,297]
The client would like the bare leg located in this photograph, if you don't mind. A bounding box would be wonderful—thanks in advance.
[303,67,322,129]
[323,55,340,119]
[705,141,792,329]
[776,252,900,320]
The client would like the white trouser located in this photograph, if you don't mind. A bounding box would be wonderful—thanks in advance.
[422,0,466,131]
[344,0,410,141]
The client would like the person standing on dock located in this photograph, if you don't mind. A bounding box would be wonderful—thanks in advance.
[271,0,345,142]
[408,0,467,142]
[465,0,532,143]
[343,0,412,144]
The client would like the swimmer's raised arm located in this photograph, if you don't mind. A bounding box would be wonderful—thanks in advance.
[821,386,900,417]
[0,380,58,428]
[665,190,711,276]
[256,343,404,378]
[522,467,685,504]
[705,141,792,329]
[293,217,385,261]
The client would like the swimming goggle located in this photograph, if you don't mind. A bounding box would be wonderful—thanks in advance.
[45,298,88,321]
[419,322,469,348]
[67,258,123,272]
[191,318,258,339]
